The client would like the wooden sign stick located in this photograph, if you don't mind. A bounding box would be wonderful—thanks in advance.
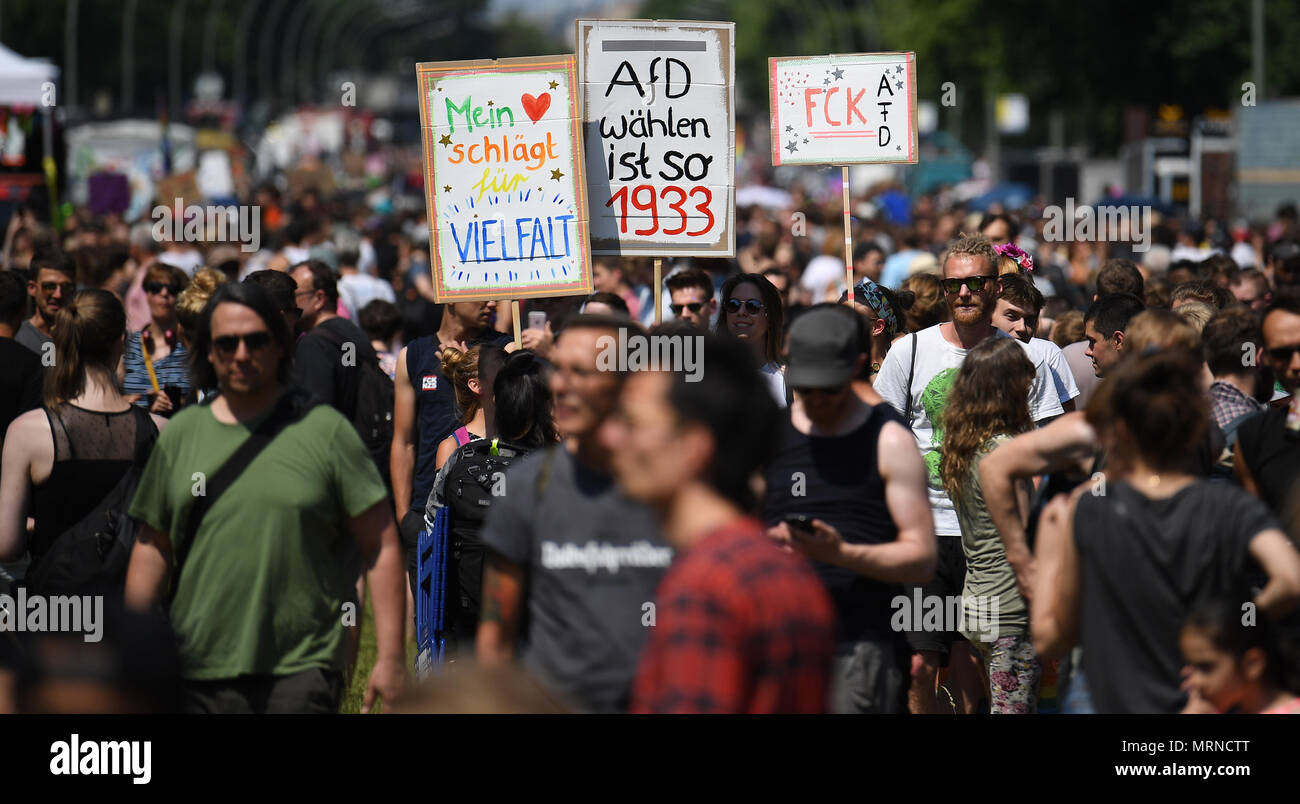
[653,257,663,325]
[841,166,853,298]
[511,300,522,350]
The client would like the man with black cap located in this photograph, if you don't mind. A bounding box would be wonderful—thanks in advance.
[762,303,936,714]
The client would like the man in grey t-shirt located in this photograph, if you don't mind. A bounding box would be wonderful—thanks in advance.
[477,315,671,713]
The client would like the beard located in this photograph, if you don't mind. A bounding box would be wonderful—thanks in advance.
[950,297,989,325]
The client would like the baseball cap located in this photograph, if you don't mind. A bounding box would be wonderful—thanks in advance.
[785,305,862,389]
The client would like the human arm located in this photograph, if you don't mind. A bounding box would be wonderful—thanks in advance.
[1248,528,1300,618]
[1030,491,1083,662]
[434,434,457,472]
[979,412,1097,599]
[390,346,415,515]
[476,552,525,666]
[777,420,935,584]
[0,414,40,561]
[124,524,173,611]
[349,499,409,713]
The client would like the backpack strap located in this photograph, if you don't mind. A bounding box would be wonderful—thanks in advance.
[170,391,316,603]
[453,426,471,446]
[902,331,919,426]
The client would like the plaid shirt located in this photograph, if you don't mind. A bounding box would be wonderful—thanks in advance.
[1209,380,1265,431]
[630,518,835,714]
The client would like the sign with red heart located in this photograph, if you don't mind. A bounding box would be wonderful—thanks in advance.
[416,55,592,303]
[520,92,551,123]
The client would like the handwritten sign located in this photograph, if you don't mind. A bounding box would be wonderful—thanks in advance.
[769,52,917,166]
[577,19,735,257]
[417,56,592,302]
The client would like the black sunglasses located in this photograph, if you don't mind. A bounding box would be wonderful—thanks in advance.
[145,280,183,296]
[213,331,273,356]
[941,275,998,294]
[725,298,765,315]
[670,301,707,316]
[40,281,76,295]
[1266,344,1300,363]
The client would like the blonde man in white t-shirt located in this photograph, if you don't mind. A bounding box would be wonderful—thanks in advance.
[875,233,1064,714]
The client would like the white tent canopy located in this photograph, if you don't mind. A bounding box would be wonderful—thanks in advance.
[0,41,58,106]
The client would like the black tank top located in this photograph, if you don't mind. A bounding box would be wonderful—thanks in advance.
[762,402,905,643]
[29,404,152,560]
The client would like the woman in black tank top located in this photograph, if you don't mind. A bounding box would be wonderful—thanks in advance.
[0,290,163,572]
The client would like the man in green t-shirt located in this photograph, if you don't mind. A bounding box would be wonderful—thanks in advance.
[125,282,407,714]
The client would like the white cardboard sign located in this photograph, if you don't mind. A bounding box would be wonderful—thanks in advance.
[577,19,735,256]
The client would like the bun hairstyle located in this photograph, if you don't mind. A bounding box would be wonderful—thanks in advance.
[176,268,228,340]
[1098,349,1208,473]
[440,344,483,425]
[44,289,126,408]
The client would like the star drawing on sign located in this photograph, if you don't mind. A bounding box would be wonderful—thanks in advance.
[488,101,494,106]
[832,68,844,80]
[786,125,793,132]
[786,140,798,154]
[550,169,564,181]
[549,80,559,90]
[443,185,451,193]
[438,134,452,146]
[823,77,830,85]
[895,81,903,90]
[803,138,808,144]
[895,65,904,74]
[897,145,902,151]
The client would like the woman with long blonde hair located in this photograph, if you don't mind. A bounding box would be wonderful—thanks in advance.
[939,335,1041,713]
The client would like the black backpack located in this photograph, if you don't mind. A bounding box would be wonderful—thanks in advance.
[308,325,395,487]
[24,406,158,597]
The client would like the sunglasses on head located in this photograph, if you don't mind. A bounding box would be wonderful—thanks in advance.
[144,280,183,296]
[725,298,764,315]
[670,302,707,316]
[40,281,76,295]
[213,331,272,356]
[1266,344,1300,363]
[941,275,998,294]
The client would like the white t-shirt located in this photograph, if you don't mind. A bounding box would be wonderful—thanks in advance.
[875,325,1065,536]
[760,362,788,408]
[1025,337,1080,406]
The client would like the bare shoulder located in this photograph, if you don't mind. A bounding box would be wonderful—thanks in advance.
[5,407,49,446]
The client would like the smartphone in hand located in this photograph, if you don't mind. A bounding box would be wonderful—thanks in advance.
[782,514,815,537]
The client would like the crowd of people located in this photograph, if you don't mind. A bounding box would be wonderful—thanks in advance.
[2,161,1300,715]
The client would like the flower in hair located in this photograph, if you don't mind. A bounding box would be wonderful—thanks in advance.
[995,242,1034,273]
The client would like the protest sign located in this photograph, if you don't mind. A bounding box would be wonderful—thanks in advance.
[416,56,592,303]
[768,52,917,167]
[577,19,735,257]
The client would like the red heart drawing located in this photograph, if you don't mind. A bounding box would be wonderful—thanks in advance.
[520,92,551,123]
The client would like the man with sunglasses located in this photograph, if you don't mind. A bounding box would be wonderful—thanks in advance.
[664,268,717,330]
[125,282,407,713]
[874,233,1063,714]
[1235,290,1300,517]
[15,248,77,355]
[763,304,936,713]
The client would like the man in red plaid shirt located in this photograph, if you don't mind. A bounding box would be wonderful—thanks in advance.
[602,335,835,713]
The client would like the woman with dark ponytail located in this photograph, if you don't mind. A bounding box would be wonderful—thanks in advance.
[0,290,168,589]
